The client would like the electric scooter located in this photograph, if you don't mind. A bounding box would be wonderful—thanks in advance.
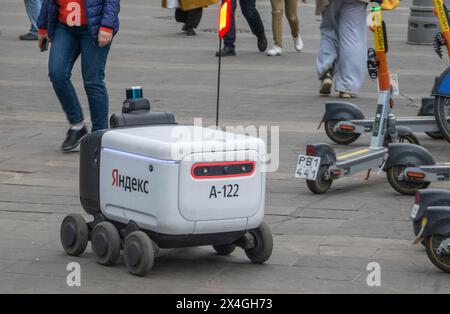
[410,189,450,238]
[320,0,450,146]
[387,64,450,194]
[295,3,434,195]
[412,205,450,273]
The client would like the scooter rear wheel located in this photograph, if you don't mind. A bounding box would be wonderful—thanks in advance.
[324,120,361,145]
[425,235,450,273]
[386,166,430,195]
[60,214,89,257]
[435,96,450,144]
[306,165,333,194]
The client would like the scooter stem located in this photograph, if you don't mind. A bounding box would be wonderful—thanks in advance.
[371,5,391,92]
[433,0,450,57]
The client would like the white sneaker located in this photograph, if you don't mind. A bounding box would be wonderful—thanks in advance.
[266,45,282,56]
[294,36,303,52]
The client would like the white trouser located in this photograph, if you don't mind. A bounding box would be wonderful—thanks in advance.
[316,0,367,94]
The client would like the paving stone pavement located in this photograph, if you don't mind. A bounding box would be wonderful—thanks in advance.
[0,0,449,293]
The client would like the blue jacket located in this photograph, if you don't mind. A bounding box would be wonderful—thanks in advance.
[37,0,120,41]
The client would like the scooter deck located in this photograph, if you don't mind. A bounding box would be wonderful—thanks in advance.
[420,164,450,172]
[336,147,388,169]
[351,116,441,133]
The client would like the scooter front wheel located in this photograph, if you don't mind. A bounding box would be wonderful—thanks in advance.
[425,235,450,273]
[306,165,333,194]
[425,132,444,140]
[324,120,361,145]
[435,96,450,144]
[386,166,430,195]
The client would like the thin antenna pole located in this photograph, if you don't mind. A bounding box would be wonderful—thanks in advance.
[216,39,222,128]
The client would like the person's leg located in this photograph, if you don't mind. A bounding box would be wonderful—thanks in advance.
[316,0,341,79]
[334,0,367,95]
[21,0,42,39]
[80,31,111,132]
[223,0,237,49]
[184,7,203,35]
[285,0,299,39]
[175,8,187,24]
[48,24,84,126]
[316,0,341,94]
[239,0,265,39]
[271,0,284,47]
[190,8,203,29]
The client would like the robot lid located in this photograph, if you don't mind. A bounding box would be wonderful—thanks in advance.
[101,125,266,162]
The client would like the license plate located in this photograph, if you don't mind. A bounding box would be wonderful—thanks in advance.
[295,154,321,180]
[411,204,420,219]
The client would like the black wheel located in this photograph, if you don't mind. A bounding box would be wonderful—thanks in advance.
[324,120,361,145]
[60,214,89,256]
[213,244,236,256]
[306,165,333,194]
[384,133,420,146]
[386,166,430,195]
[123,231,155,276]
[425,132,444,140]
[425,235,450,273]
[91,222,121,266]
[434,96,450,144]
[398,133,420,145]
[245,222,273,264]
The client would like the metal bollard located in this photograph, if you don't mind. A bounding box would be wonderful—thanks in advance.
[407,0,449,45]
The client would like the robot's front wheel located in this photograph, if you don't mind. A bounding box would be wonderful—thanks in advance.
[60,214,89,256]
[245,222,273,264]
[425,235,450,273]
[91,222,121,266]
[386,165,430,195]
[123,231,155,277]
[213,244,236,256]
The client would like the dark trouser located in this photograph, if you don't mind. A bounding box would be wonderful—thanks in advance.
[175,8,203,29]
[223,0,265,48]
[48,23,111,132]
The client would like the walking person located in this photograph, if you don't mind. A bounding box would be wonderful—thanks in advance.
[316,0,368,98]
[21,0,43,40]
[175,7,203,36]
[216,0,267,57]
[267,0,304,56]
[37,0,120,151]
[163,0,218,36]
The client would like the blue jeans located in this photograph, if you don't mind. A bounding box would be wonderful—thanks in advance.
[24,0,42,34]
[223,0,265,48]
[49,23,111,131]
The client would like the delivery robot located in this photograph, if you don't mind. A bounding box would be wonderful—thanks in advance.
[60,93,273,276]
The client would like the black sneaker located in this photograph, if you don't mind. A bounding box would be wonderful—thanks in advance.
[215,45,236,57]
[61,126,88,151]
[257,34,267,52]
[186,28,196,36]
[19,32,38,40]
